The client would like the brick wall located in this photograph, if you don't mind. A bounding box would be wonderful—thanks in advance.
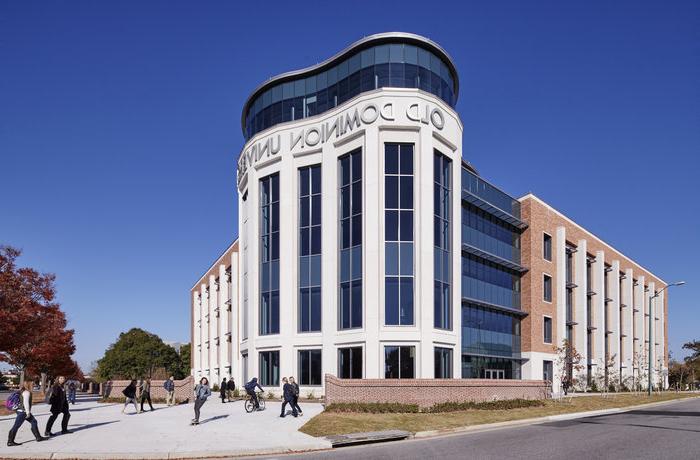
[101,376,194,403]
[325,375,550,408]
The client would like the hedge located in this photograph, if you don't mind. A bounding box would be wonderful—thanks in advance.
[324,398,545,414]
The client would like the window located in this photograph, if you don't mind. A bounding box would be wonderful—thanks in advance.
[543,316,552,344]
[298,350,322,386]
[385,143,414,326]
[543,274,552,302]
[543,233,552,261]
[543,360,553,382]
[299,165,322,332]
[259,350,279,386]
[339,148,362,329]
[434,151,452,330]
[385,345,415,379]
[434,347,453,378]
[260,174,280,335]
[241,353,248,384]
[338,347,363,379]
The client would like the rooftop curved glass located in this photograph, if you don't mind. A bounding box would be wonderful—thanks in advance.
[241,32,459,140]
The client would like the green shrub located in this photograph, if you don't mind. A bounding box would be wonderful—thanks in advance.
[306,390,316,400]
[325,402,420,413]
[428,398,545,413]
[212,384,220,392]
[266,391,275,400]
[590,381,599,392]
[233,388,240,398]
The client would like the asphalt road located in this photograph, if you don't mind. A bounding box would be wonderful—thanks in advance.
[266,397,700,460]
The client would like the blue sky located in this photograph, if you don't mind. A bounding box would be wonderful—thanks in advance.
[1,0,698,370]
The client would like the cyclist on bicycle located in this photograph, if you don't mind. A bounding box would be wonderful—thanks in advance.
[244,377,264,410]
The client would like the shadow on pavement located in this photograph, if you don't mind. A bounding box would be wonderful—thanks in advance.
[199,415,229,424]
[623,410,700,417]
[70,421,120,433]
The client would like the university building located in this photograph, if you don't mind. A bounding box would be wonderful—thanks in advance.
[190,33,669,394]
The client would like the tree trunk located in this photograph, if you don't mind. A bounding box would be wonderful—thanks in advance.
[40,372,48,394]
[18,368,25,388]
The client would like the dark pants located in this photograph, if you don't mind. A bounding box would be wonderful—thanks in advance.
[220,393,226,403]
[193,398,206,422]
[8,412,41,443]
[246,390,259,408]
[140,392,153,411]
[280,399,298,417]
[68,390,76,404]
[45,407,70,434]
[292,396,302,414]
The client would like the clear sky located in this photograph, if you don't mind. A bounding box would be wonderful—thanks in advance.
[2,0,698,371]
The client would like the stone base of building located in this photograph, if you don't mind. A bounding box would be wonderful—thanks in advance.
[325,374,550,408]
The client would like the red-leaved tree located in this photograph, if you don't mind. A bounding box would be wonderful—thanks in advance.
[0,245,80,386]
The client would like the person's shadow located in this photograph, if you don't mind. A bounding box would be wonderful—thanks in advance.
[198,415,229,424]
[69,421,120,433]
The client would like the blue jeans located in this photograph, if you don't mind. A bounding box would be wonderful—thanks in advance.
[68,390,76,404]
[8,411,40,442]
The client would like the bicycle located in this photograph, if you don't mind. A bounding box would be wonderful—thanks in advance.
[244,392,265,413]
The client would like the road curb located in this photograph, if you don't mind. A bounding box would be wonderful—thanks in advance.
[413,395,700,439]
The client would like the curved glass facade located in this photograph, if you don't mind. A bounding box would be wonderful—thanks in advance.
[243,42,457,140]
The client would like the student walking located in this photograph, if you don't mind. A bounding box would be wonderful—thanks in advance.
[45,376,72,436]
[164,376,176,406]
[139,379,154,412]
[67,381,77,404]
[7,381,48,446]
[289,376,303,416]
[244,377,264,410]
[226,378,236,401]
[280,377,298,418]
[121,380,138,414]
[191,377,211,425]
[220,378,228,403]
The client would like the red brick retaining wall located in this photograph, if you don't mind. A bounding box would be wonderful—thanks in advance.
[325,375,550,408]
[101,376,194,403]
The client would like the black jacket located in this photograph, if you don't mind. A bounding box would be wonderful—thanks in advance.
[220,381,227,396]
[122,384,137,399]
[227,380,236,391]
[282,383,295,401]
[49,384,69,413]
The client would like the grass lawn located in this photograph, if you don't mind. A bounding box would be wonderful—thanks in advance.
[299,392,698,437]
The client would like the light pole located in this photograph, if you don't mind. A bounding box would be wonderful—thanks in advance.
[648,281,685,396]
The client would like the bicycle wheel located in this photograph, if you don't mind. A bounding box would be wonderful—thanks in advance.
[244,398,254,413]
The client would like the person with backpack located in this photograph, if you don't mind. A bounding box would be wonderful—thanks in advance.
[121,380,138,414]
[219,378,227,403]
[226,378,236,401]
[7,381,48,446]
[279,377,297,418]
[191,377,211,425]
[244,377,264,410]
[289,376,303,416]
[164,376,175,406]
[139,378,154,412]
[44,376,72,436]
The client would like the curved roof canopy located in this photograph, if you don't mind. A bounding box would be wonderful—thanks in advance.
[241,32,460,139]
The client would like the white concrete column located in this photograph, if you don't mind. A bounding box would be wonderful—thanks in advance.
[657,288,666,387]
[364,125,381,379]
[216,264,230,379]
[646,281,656,388]
[229,251,240,383]
[209,274,218,384]
[554,226,566,388]
[592,251,605,372]
[574,239,588,380]
[192,291,201,378]
[621,268,634,380]
[200,283,209,380]
[609,260,621,375]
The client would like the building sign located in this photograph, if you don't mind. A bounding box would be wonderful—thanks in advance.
[237,99,445,187]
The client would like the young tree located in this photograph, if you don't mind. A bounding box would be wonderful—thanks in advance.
[553,339,584,394]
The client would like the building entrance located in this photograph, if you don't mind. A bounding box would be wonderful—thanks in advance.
[484,369,505,379]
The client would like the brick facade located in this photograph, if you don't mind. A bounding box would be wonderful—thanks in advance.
[101,376,194,403]
[324,375,550,408]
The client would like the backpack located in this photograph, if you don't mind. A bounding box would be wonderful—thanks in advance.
[5,391,21,411]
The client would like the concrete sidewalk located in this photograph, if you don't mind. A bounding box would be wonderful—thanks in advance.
[0,394,330,459]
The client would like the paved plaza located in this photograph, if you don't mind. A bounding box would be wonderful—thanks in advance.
[0,394,329,459]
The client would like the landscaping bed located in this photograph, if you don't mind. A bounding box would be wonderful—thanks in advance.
[299,392,698,437]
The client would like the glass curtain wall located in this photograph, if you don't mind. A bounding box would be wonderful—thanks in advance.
[434,151,452,329]
[339,149,363,329]
[299,165,322,332]
[260,174,280,335]
[385,143,414,326]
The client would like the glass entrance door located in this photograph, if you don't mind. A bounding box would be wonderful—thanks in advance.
[484,369,505,379]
